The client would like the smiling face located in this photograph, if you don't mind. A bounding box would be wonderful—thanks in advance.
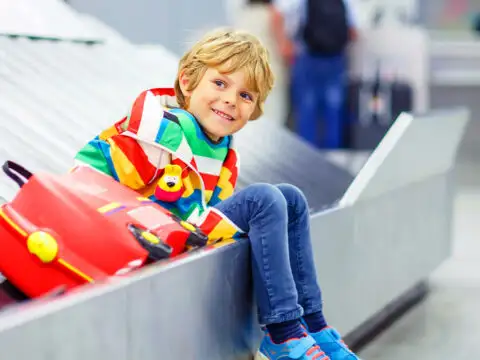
[179,67,258,141]
[174,29,275,141]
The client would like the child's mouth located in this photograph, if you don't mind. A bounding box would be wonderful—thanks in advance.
[212,108,234,121]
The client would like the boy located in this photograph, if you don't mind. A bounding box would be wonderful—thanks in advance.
[74,29,360,360]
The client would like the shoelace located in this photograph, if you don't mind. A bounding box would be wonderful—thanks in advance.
[306,344,330,360]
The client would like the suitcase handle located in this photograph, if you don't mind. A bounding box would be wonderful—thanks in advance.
[2,161,33,188]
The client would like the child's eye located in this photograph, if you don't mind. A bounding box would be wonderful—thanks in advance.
[240,92,253,101]
[214,80,225,88]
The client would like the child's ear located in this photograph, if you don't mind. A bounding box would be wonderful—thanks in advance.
[178,70,192,97]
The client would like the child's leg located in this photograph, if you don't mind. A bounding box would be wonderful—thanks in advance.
[214,183,350,359]
[214,183,303,328]
[214,184,330,359]
[274,184,326,330]
[276,184,360,359]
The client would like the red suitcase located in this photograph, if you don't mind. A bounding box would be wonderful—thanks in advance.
[0,161,208,299]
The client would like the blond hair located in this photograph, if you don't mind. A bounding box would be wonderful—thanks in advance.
[174,28,275,120]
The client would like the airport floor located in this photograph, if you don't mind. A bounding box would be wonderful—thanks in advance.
[359,163,480,359]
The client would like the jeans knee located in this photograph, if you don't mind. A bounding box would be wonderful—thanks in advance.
[276,184,308,214]
[248,183,287,217]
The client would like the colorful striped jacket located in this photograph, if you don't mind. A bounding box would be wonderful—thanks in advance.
[74,88,244,245]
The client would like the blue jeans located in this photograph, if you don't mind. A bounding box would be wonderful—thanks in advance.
[291,52,347,149]
[214,183,323,325]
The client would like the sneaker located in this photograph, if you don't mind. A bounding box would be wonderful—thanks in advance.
[255,332,330,360]
[306,326,360,360]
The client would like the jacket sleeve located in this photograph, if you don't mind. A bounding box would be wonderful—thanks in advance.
[194,206,245,246]
[74,89,173,190]
[207,147,240,207]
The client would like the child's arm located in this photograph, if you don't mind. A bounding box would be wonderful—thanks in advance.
[74,90,174,190]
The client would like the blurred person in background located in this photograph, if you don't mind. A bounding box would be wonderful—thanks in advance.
[269,0,358,149]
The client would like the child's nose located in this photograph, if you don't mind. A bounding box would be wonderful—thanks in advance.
[223,91,236,106]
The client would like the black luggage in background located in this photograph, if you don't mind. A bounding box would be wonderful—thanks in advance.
[345,72,413,150]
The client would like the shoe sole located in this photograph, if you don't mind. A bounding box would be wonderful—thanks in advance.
[254,351,269,360]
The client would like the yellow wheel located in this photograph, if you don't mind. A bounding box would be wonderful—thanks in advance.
[27,231,58,263]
